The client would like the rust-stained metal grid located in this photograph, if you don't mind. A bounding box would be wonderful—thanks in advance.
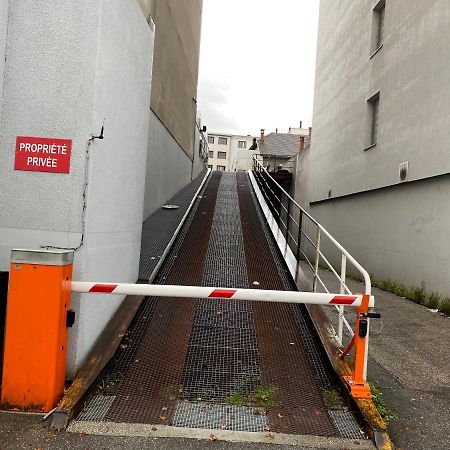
[180,173,262,406]
[77,171,365,440]
[76,173,223,425]
[236,172,339,437]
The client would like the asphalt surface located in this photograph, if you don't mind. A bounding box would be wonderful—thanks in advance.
[0,412,332,450]
[302,264,450,450]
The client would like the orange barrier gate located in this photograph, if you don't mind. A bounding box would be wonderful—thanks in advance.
[1,248,377,413]
[1,249,74,412]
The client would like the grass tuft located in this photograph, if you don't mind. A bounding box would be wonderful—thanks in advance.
[440,298,450,316]
[369,382,397,421]
[427,292,441,309]
[371,278,450,314]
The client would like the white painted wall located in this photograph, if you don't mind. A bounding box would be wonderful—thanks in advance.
[0,0,154,377]
[0,0,8,122]
[230,135,257,172]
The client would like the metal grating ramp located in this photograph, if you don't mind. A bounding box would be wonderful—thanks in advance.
[74,172,368,441]
[177,173,263,431]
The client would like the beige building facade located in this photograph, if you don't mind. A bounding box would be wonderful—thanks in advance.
[295,0,450,299]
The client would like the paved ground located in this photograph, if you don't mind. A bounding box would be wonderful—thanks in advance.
[0,412,360,450]
[303,265,450,450]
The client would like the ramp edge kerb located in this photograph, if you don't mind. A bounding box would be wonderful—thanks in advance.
[68,421,377,449]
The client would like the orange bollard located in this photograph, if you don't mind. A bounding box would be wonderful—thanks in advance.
[1,249,74,412]
[343,294,372,399]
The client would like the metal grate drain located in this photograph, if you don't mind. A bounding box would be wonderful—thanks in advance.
[172,402,267,432]
[328,410,368,440]
[77,395,116,422]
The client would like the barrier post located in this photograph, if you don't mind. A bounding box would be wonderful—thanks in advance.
[1,249,74,412]
[343,294,372,399]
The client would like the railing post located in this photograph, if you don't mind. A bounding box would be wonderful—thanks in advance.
[295,210,303,284]
[338,253,347,346]
[312,228,321,292]
[284,197,291,257]
[343,294,372,399]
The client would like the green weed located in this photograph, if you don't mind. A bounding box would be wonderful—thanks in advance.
[224,386,278,408]
[321,389,343,409]
[440,298,450,316]
[369,382,397,421]
[427,292,441,309]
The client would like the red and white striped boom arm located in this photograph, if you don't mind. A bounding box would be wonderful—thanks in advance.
[71,282,374,308]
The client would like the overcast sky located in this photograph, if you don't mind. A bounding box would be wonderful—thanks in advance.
[197,0,320,137]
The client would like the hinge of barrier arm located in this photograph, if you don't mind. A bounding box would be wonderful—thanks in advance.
[362,310,381,319]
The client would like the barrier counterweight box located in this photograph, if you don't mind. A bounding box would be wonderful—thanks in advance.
[1,249,73,412]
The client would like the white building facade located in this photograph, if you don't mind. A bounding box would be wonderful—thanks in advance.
[206,132,257,172]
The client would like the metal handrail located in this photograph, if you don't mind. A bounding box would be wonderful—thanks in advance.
[251,155,373,351]
[252,155,371,295]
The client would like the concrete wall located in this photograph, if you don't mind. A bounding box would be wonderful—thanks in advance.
[148,0,203,158]
[310,175,450,296]
[295,0,450,298]
[139,0,205,219]
[0,0,8,123]
[309,0,450,203]
[143,110,195,219]
[0,0,154,377]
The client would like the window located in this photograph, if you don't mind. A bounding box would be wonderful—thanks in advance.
[238,141,246,149]
[217,151,227,159]
[218,137,228,145]
[208,151,214,158]
[216,165,226,171]
[367,92,380,148]
[207,136,215,144]
[207,165,213,170]
[371,0,385,55]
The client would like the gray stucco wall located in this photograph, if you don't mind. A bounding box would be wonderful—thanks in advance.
[295,0,450,299]
[0,0,154,377]
[309,0,450,203]
[143,109,196,220]
[310,175,450,297]
[0,0,8,122]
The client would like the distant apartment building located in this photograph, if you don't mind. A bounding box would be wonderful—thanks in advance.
[207,133,256,171]
[207,133,231,171]
[295,1,450,300]
[0,0,205,376]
